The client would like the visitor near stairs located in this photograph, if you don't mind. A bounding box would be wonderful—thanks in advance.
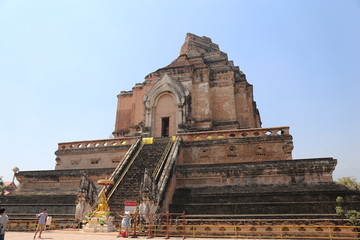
[34,209,48,239]
[117,211,131,238]
[0,208,8,240]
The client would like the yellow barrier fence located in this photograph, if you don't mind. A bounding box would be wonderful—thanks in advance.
[123,213,360,240]
[7,218,76,232]
[6,216,360,240]
[129,224,360,239]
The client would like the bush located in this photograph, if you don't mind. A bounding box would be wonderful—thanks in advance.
[336,196,360,226]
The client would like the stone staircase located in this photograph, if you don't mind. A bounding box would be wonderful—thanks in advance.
[108,138,170,215]
[169,184,360,219]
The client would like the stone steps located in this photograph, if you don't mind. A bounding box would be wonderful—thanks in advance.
[108,139,170,214]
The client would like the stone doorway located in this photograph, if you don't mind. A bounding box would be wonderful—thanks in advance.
[143,74,189,137]
[161,117,170,137]
[153,94,176,138]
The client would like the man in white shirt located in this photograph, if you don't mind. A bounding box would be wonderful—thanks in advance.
[0,208,9,240]
[34,209,48,239]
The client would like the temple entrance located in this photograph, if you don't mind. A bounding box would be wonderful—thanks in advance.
[153,94,177,138]
[161,117,170,137]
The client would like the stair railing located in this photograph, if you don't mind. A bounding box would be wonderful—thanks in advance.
[152,138,173,181]
[109,138,142,181]
[97,138,142,200]
[106,141,144,200]
[155,136,181,205]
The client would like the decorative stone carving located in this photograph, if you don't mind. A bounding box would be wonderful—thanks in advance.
[75,174,98,222]
[139,168,158,223]
[283,141,294,153]
[55,157,61,166]
[227,146,238,158]
[256,146,266,156]
[140,168,157,202]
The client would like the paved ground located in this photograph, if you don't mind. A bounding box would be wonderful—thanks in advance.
[7,230,120,240]
[5,230,271,240]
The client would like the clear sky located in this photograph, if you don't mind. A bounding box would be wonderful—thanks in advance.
[0,0,359,182]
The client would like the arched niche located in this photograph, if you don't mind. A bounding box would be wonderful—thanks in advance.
[143,74,189,137]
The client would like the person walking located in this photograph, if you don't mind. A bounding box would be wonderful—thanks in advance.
[34,209,48,239]
[0,208,9,240]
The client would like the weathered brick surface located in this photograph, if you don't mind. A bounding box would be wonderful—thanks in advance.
[175,158,336,188]
[113,33,261,138]
[169,158,360,216]
[0,194,76,219]
[0,168,114,219]
[169,182,360,216]
[179,134,293,165]
[55,138,138,170]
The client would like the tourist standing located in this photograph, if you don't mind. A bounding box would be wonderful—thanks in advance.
[0,208,9,240]
[34,209,48,239]
[117,211,131,238]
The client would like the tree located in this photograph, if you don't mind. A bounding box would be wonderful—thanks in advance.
[0,176,10,196]
[335,178,360,226]
[336,196,360,226]
[336,177,360,191]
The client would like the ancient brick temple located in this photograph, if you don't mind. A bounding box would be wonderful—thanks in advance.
[1,33,359,222]
[113,33,261,138]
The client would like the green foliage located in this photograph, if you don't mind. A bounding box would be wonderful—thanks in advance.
[336,196,360,226]
[336,206,345,217]
[346,210,360,226]
[0,176,10,196]
[336,196,344,206]
[86,211,93,217]
[336,177,360,191]
[98,218,107,225]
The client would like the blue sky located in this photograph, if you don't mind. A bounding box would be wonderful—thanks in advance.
[0,0,359,182]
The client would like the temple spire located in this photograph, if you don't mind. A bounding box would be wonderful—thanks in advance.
[179,33,219,57]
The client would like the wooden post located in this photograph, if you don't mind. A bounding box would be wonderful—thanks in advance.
[165,213,170,239]
[182,212,186,239]
[132,213,138,238]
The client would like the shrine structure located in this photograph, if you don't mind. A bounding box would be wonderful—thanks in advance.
[1,33,359,224]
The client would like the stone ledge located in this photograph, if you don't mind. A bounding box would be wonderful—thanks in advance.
[55,145,130,155]
[181,135,293,146]
[16,168,115,179]
[175,158,337,187]
[173,183,357,194]
[175,158,337,174]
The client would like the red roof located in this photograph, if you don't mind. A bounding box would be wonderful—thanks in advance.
[3,181,17,195]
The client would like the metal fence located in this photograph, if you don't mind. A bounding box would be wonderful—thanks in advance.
[7,218,76,232]
[6,214,360,240]
[120,213,360,240]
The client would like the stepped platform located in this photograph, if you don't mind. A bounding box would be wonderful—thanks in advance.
[0,194,76,219]
[0,168,115,221]
[169,184,360,218]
